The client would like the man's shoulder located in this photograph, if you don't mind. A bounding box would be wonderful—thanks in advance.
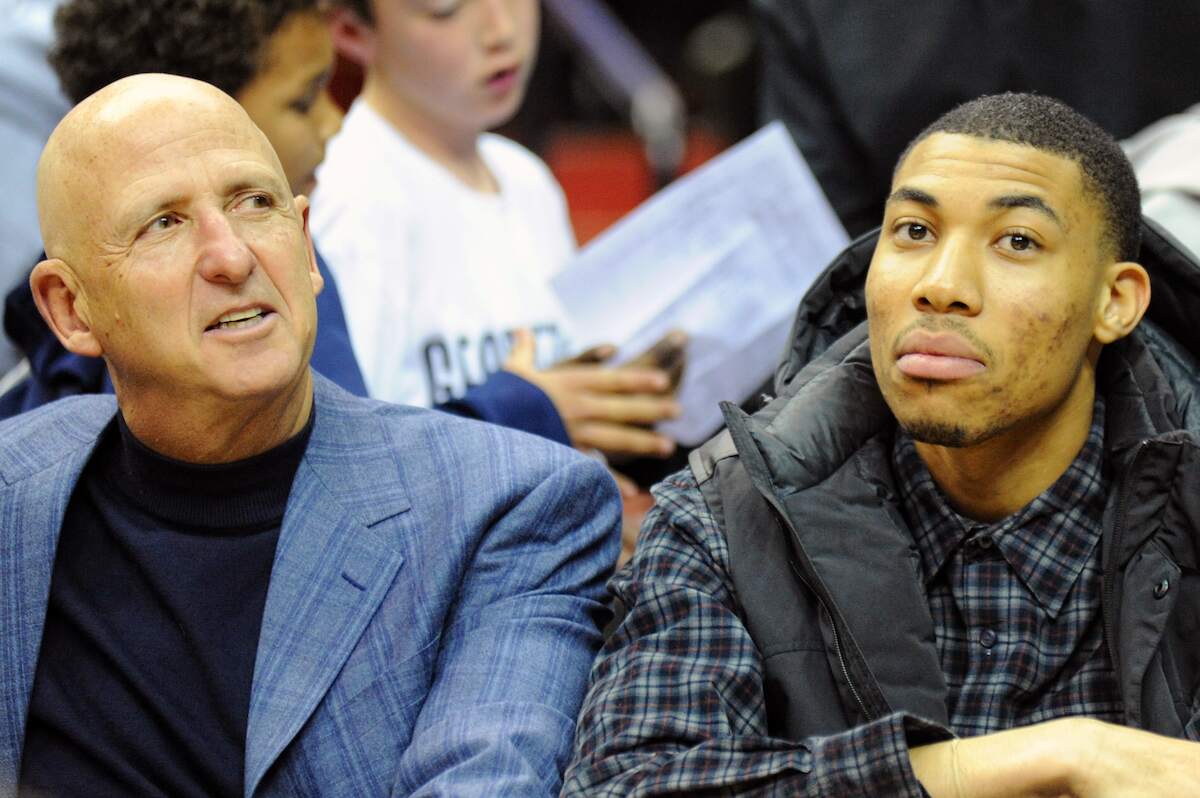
[0,394,115,483]
[312,376,607,492]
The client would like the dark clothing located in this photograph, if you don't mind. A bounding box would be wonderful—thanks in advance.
[18,412,312,798]
[0,247,570,447]
[894,398,1122,735]
[563,220,1200,795]
[754,0,1200,235]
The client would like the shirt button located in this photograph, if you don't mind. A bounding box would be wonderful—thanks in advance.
[978,629,997,648]
[976,534,995,549]
[1153,579,1171,599]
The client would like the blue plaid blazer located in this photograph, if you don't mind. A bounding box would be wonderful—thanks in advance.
[0,374,620,797]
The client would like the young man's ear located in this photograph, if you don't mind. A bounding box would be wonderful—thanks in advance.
[30,258,104,357]
[1093,261,1151,345]
[328,5,375,67]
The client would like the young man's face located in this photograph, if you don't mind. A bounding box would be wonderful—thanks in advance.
[357,0,539,138]
[865,132,1114,447]
[237,10,342,198]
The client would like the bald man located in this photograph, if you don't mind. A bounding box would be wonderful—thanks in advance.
[0,74,619,798]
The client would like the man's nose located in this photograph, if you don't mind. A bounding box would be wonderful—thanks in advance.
[910,235,982,315]
[315,91,343,146]
[196,212,256,285]
[479,0,517,50]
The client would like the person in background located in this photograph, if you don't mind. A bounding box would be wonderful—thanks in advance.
[2,73,619,797]
[315,0,684,463]
[565,93,1200,796]
[8,0,679,466]
[0,0,71,375]
[754,0,1200,237]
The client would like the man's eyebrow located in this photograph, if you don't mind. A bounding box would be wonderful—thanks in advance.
[988,194,1064,227]
[303,67,332,95]
[887,187,938,207]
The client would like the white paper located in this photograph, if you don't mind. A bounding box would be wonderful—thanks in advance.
[553,121,849,446]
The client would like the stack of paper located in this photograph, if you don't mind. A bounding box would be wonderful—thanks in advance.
[553,121,849,445]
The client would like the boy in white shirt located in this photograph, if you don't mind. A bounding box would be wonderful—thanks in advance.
[315,0,682,460]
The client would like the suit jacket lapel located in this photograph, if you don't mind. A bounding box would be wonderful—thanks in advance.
[0,401,114,786]
[244,380,410,797]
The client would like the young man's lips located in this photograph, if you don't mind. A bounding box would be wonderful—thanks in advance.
[897,353,986,380]
[895,331,986,380]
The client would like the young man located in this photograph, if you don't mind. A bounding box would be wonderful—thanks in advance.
[565,93,1200,795]
[1,74,619,797]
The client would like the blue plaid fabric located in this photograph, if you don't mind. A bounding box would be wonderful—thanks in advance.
[565,396,1121,796]
[892,394,1122,734]
[564,469,949,797]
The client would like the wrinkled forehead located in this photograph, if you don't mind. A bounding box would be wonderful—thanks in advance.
[40,90,288,259]
[90,97,280,183]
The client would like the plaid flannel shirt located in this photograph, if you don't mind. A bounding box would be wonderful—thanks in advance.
[564,397,1121,796]
[893,394,1122,734]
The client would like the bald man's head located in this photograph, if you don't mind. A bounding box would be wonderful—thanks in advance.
[38,74,289,265]
[31,72,323,429]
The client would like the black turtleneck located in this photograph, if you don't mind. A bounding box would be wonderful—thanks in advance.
[19,411,314,798]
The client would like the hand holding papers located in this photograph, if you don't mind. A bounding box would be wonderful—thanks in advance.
[552,122,849,446]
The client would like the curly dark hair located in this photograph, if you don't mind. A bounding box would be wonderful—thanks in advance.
[50,0,320,104]
[899,92,1142,261]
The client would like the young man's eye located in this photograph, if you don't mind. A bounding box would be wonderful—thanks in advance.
[999,233,1039,253]
[895,222,932,242]
[289,89,320,114]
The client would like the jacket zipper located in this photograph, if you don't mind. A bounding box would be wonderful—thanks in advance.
[766,500,875,723]
[825,601,870,721]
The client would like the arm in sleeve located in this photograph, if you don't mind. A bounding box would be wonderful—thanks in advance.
[437,370,571,447]
[562,469,951,796]
[393,453,622,796]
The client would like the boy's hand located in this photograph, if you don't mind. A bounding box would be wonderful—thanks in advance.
[504,329,682,458]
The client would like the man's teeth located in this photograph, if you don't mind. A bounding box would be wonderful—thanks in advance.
[215,308,265,329]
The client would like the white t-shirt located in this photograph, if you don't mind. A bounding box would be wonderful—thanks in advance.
[312,100,576,407]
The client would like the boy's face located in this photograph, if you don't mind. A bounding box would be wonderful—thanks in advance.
[237,10,342,198]
[358,0,539,139]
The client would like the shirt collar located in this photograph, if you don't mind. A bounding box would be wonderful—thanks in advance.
[893,394,1108,618]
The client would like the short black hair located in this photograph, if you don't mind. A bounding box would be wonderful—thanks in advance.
[50,0,320,104]
[898,92,1141,261]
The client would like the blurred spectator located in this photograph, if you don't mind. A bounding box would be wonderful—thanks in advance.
[2,0,372,416]
[755,0,1200,236]
[317,0,682,461]
[1125,103,1200,260]
[0,0,70,373]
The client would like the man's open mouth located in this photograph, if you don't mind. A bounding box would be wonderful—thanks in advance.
[206,307,269,332]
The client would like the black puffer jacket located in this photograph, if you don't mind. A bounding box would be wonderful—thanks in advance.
[689,219,1200,740]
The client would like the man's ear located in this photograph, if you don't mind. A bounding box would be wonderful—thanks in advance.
[30,258,103,357]
[1093,261,1151,345]
[294,196,325,297]
[328,6,375,67]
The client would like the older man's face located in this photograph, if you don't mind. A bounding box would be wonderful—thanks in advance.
[865,132,1111,447]
[66,93,323,403]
